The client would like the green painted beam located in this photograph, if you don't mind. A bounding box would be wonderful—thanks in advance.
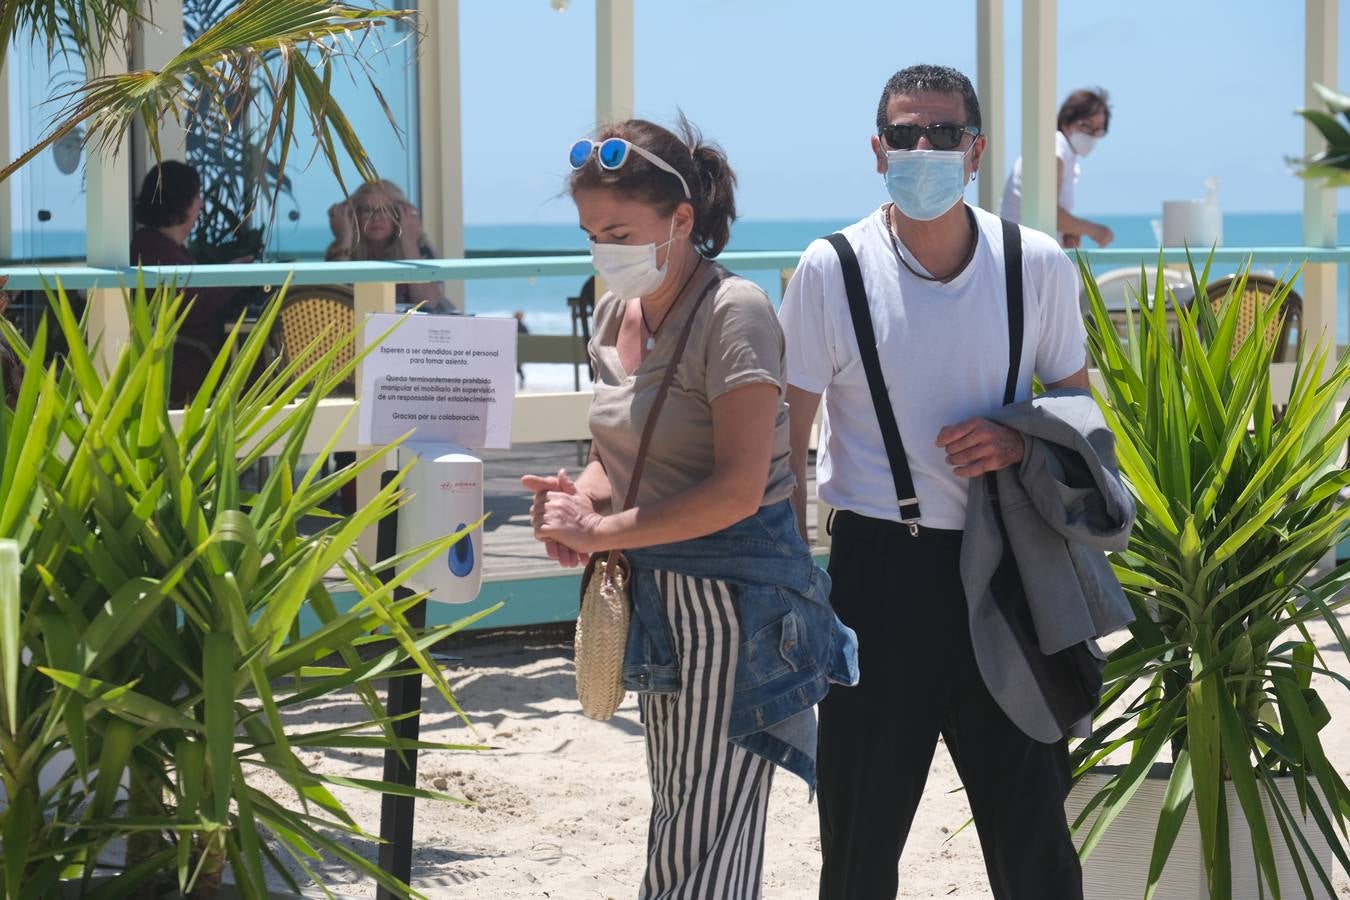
[2,246,1348,292]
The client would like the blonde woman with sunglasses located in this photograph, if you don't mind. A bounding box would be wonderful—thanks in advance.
[326,180,454,312]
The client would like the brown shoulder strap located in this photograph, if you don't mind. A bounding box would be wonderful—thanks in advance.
[620,264,724,514]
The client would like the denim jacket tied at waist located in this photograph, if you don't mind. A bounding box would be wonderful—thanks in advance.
[624,499,859,786]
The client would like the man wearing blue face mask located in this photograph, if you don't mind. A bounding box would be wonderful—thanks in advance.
[779,64,1099,899]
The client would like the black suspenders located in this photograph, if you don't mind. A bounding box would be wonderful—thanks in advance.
[825,216,1025,534]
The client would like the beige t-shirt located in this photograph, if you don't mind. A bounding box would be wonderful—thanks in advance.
[588,263,796,511]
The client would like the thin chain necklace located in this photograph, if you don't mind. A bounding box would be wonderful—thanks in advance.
[637,258,704,351]
[884,203,978,283]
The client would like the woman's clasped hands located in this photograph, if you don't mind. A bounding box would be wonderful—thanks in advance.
[520,468,604,567]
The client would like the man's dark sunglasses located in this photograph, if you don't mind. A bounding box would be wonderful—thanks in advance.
[879,122,981,151]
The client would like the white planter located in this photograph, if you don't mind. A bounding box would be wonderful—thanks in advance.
[1066,766,1334,899]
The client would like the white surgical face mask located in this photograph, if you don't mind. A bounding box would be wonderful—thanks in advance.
[884,148,973,222]
[589,218,676,300]
[1067,131,1100,157]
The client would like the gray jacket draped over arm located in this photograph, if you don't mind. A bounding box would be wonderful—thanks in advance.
[960,388,1136,743]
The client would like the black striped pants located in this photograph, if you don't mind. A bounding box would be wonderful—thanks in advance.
[638,571,775,900]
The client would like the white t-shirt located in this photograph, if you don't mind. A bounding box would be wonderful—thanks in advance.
[1000,131,1079,232]
[778,204,1087,530]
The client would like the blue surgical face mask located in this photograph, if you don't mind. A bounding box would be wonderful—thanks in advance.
[884,147,974,221]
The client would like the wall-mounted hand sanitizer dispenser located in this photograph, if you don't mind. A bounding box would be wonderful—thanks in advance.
[394,443,483,604]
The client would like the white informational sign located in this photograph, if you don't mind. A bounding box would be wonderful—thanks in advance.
[358,313,517,449]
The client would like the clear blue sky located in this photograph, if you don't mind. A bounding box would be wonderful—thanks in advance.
[8,0,1350,253]
[457,0,1350,224]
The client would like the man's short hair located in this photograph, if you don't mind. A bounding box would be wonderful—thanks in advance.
[875,65,982,131]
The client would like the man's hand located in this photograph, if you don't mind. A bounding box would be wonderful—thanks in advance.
[936,417,1025,478]
[1088,223,1115,248]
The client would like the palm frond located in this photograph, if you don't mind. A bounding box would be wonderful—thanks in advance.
[0,0,141,74]
[0,0,418,202]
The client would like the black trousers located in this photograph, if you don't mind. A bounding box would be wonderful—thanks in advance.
[817,511,1083,900]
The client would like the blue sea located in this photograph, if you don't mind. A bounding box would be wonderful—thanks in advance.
[461,212,1343,334]
[462,211,1350,390]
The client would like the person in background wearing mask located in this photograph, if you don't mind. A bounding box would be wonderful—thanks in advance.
[779,65,1092,898]
[520,117,856,900]
[1001,88,1114,248]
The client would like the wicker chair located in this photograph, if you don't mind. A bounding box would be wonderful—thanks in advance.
[1205,273,1306,436]
[272,284,358,509]
[275,284,357,395]
[1203,273,1303,363]
[1086,267,1194,343]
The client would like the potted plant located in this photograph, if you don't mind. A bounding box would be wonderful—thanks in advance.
[1293,83,1350,186]
[0,279,492,898]
[1065,259,1350,899]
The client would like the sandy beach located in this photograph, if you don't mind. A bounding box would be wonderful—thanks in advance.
[259,602,1350,899]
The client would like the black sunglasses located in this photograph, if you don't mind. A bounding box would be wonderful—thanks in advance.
[879,122,981,151]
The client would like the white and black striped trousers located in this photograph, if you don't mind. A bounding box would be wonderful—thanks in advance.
[638,570,775,900]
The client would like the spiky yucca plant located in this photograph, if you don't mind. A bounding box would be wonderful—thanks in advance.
[1071,258,1350,899]
[0,279,493,899]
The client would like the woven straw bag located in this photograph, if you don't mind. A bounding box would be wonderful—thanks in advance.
[572,267,724,721]
[574,551,632,719]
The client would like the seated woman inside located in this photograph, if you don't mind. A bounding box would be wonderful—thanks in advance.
[325,180,455,313]
[130,161,248,405]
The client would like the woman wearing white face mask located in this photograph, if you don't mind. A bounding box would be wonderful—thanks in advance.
[520,117,857,900]
[1001,88,1114,249]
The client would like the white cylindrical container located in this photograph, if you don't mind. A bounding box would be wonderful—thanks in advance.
[394,443,483,604]
[1161,189,1222,248]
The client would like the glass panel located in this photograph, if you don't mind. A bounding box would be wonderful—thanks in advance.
[5,35,88,260]
[260,4,421,260]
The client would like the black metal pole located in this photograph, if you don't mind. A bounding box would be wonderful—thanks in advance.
[375,469,426,900]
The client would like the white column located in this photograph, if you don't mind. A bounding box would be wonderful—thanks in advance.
[417,0,465,313]
[131,0,187,183]
[596,0,635,125]
[354,281,398,561]
[1304,0,1338,361]
[85,14,133,372]
[1020,0,1057,238]
[593,0,633,301]
[977,0,1005,214]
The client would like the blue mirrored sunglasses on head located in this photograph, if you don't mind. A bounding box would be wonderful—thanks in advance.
[568,137,692,200]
